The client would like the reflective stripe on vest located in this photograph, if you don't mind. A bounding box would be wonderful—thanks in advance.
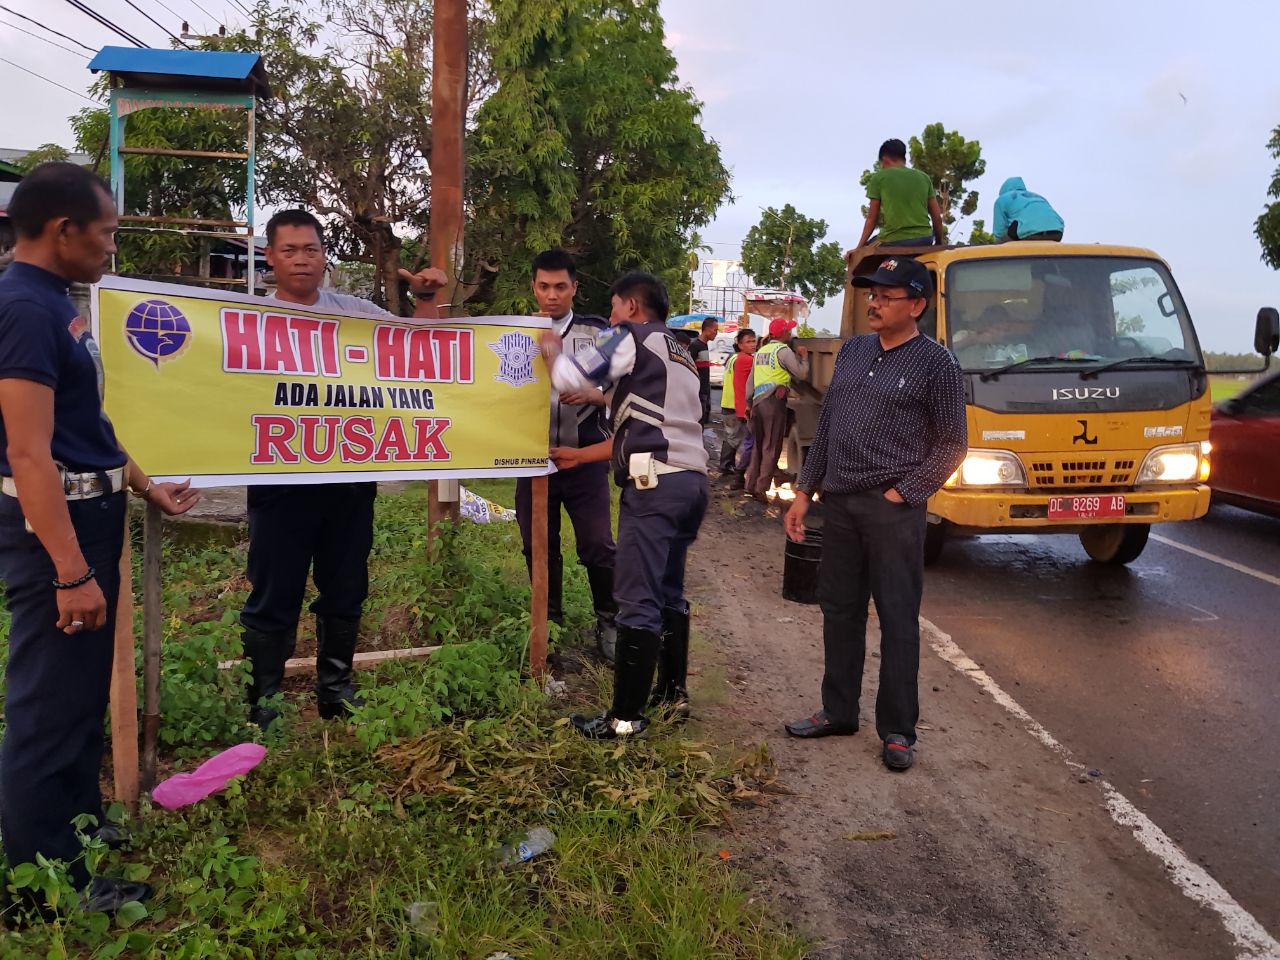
[721,353,738,410]
[752,341,790,399]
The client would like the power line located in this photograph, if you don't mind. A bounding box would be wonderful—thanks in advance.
[228,0,251,16]
[0,55,99,102]
[120,0,190,46]
[182,0,221,25]
[0,3,96,52]
[141,0,185,19]
[0,16,92,58]
[61,0,148,47]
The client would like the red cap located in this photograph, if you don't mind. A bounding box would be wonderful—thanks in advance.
[768,317,798,338]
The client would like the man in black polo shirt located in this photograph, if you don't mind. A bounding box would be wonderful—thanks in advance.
[0,163,199,910]
[781,257,966,771]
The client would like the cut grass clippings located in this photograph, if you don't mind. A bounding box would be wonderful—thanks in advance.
[0,488,806,959]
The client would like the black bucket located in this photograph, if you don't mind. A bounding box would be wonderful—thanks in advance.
[782,529,823,604]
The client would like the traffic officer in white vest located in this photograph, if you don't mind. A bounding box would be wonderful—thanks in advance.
[539,271,708,738]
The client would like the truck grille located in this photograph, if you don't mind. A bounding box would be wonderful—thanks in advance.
[1028,458,1136,488]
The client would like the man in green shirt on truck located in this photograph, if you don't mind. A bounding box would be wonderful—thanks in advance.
[857,138,945,248]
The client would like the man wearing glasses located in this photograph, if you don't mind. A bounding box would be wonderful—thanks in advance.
[781,257,966,772]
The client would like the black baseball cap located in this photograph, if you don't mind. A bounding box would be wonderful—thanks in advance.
[852,256,932,298]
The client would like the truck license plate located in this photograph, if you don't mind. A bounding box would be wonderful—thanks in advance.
[1047,495,1126,520]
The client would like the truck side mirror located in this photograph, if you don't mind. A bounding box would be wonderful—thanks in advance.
[1256,307,1280,356]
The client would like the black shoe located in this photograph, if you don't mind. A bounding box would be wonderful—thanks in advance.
[783,709,858,738]
[882,734,914,771]
[317,694,365,720]
[595,614,618,663]
[248,703,280,729]
[571,711,648,740]
[651,695,691,723]
[94,823,130,851]
[82,876,153,914]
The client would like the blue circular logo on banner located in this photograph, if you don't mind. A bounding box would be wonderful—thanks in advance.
[125,299,191,367]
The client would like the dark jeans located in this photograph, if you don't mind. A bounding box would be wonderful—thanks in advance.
[745,392,788,496]
[881,235,936,247]
[515,462,616,571]
[0,490,126,890]
[614,471,708,634]
[817,489,926,744]
[241,483,376,634]
[1008,221,1063,242]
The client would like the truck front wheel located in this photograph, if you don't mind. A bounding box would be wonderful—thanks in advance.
[1079,524,1150,565]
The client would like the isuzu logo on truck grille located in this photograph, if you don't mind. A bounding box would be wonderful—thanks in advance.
[1052,386,1120,400]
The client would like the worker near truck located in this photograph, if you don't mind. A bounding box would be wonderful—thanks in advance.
[516,249,619,663]
[718,328,757,487]
[992,177,1064,242]
[744,318,809,500]
[782,256,966,772]
[540,271,708,739]
[857,139,946,248]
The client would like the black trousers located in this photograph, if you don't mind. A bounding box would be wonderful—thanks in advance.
[614,471,707,634]
[241,483,376,634]
[0,490,125,890]
[817,489,926,744]
[516,462,615,575]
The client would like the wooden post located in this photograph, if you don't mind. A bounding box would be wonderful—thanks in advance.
[109,513,140,814]
[140,502,163,792]
[529,475,549,681]
[428,0,467,532]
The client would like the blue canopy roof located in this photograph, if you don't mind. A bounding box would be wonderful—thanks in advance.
[89,47,270,97]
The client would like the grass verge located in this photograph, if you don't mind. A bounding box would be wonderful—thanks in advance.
[0,487,805,959]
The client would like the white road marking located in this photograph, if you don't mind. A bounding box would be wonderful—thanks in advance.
[923,617,1280,960]
[1150,534,1280,589]
[1187,604,1220,623]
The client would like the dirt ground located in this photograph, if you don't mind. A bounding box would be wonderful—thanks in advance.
[684,485,1239,960]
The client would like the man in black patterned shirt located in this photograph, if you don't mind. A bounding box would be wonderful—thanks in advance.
[782,256,966,771]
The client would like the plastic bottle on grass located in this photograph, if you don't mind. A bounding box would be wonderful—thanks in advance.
[497,826,556,866]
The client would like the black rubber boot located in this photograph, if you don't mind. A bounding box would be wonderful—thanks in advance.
[571,625,659,739]
[243,627,296,728]
[315,616,365,720]
[650,607,691,720]
[547,555,565,626]
[585,564,618,664]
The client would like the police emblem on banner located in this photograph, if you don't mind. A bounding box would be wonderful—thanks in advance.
[489,331,539,387]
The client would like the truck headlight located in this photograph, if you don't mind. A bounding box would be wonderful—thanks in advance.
[1137,442,1205,484]
[944,449,1027,488]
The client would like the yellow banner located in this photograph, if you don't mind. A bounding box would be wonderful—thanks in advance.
[92,277,551,486]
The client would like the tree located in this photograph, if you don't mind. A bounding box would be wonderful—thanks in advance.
[15,143,71,171]
[967,218,998,245]
[1255,125,1280,269]
[858,123,987,242]
[739,204,845,307]
[468,0,731,315]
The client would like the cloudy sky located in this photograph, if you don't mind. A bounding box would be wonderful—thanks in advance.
[3,0,1279,350]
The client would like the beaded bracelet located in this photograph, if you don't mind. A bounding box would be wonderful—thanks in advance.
[53,567,96,590]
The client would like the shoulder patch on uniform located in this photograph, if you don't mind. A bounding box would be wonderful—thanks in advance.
[664,333,697,374]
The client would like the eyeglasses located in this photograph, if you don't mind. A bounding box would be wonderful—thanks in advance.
[864,292,916,304]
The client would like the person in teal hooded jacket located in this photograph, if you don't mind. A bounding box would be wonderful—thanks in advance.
[992,177,1064,241]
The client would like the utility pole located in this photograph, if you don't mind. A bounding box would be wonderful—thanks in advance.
[428,0,466,529]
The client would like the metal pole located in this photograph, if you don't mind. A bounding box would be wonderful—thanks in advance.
[429,0,467,527]
[246,99,256,294]
[140,502,163,792]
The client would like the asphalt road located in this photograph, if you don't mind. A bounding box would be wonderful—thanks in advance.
[920,502,1280,937]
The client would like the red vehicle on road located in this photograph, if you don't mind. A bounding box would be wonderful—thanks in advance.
[1210,368,1280,518]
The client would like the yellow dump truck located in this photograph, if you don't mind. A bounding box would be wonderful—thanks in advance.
[787,242,1278,564]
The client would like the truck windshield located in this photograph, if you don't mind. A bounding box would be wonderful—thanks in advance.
[946,256,1202,372]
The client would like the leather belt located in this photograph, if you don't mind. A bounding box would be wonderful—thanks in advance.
[1,466,126,501]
